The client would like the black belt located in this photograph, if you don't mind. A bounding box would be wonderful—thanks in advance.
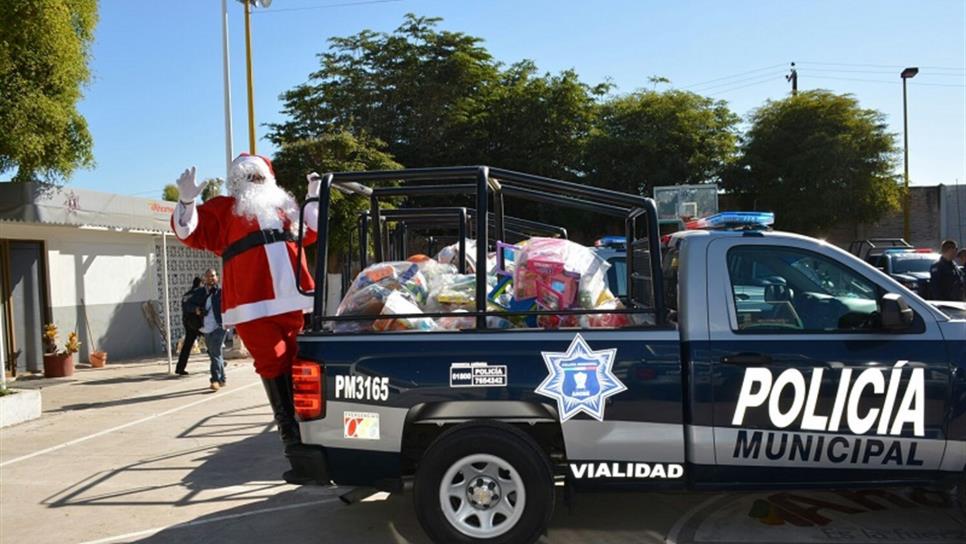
[222,229,294,263]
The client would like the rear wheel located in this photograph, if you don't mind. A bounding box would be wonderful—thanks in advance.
[414,422,554,544]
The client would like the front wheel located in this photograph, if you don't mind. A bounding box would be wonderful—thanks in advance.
[414,422,555,544]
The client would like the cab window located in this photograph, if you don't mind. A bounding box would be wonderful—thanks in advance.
[726,246,881,333]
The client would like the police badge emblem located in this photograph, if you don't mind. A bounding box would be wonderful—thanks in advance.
[536,334,626,422]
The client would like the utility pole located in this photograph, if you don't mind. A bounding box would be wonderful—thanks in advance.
[901,67,919,241]
[243,0,257,154]
[221,0,234,177]
[786,62,798,95]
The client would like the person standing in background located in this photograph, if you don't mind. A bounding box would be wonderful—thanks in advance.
[175,276,206,376]
[956,249,966,269]
[200,268,227,390]
[930,240,966,301]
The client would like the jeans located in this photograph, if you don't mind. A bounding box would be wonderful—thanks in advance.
[205,327,227,384]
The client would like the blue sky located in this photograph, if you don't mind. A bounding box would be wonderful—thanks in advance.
[47,0,966,197]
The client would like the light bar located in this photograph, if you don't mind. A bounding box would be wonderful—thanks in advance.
[594,235,626,248]
[686,211,775,230]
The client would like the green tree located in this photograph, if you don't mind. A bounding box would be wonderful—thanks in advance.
[202,178,223,201]
[464,61,608,180]
[0,0,98,183]
[583,90,740,195]
[162,184,179,202]
[268,14,499,168]
[724,90,901,235]
[271,132,402,270]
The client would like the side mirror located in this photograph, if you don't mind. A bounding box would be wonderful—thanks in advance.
[880,293,914,331]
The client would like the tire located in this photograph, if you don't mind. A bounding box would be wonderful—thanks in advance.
[414,421,555,544]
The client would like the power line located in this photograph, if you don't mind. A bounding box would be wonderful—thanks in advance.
[799,60,965,72]
[253,0,404,14]
[708,75,785,96]
[685,69,787,93]
[680,63,787,90]
[800,67,966,78]
[805,74,966,88]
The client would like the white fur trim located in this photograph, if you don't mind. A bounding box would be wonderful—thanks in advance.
[229,155,275,186]
[173,201,198,239]
[220,214,313,326]
[221,294,312,326]
[302,200,319,232]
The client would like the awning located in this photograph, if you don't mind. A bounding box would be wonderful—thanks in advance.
[0,182,175,233]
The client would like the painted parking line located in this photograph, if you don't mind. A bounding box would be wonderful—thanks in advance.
[75,497,340,544]
[0,381,260,468]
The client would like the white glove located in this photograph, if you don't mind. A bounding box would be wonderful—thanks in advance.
[306,172,321,199]
[176,166,209,204]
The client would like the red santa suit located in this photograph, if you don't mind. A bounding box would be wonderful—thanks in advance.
[171,155,318,379]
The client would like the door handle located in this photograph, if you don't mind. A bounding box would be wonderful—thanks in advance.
[721,353,772,365]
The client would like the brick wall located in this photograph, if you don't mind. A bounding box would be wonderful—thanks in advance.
[824,186,943,250]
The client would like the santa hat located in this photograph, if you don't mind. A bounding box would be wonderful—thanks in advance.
[229,153,276,185]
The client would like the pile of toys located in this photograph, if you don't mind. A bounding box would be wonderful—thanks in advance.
[332,237,634,332]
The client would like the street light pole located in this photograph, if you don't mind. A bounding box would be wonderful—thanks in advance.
[901,67,918,242]
[221,0,234,176]
[243,0,256,154]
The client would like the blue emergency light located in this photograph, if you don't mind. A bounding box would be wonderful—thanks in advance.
[594,235,627,249]
[686,211,775,230]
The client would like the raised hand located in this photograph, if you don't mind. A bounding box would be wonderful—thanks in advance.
[306,172,321,199]
[175,166,209,204]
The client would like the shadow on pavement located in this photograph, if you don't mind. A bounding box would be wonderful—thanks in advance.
[76,372,178,386]
[44,406,289,509]
[50,387,211,412]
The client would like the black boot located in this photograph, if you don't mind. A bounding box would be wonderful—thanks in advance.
[261,374,317,484]
[261,373,301,446]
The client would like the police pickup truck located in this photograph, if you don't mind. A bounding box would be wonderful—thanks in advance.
[289,167,965,544]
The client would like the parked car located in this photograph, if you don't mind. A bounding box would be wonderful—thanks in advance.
[873,248,939,297]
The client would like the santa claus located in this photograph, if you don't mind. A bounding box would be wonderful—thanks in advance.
[170,153,321,483]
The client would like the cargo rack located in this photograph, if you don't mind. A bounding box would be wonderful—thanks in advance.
[297,166,666,332]
[357,208,569,269]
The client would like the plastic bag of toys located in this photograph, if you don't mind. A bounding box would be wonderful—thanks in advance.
[437,310,476,330]
[580,298,631,329]
[338,261,429,312]
[373,291,438,332]
[512,237,610,312]
[426,273,477,311]
[435,239,477,273]
[435,239,498,274]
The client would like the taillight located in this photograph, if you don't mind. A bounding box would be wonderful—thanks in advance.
[292,359,324,420]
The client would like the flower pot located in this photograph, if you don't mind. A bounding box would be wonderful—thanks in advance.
[43,353,75,378]
[89,351,108,368]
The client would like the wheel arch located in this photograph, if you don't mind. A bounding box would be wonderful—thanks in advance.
[401,401,564,476]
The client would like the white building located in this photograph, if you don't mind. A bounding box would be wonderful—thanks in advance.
[0,183,219,377]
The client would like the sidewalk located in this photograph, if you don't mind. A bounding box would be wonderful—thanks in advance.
[5,353,252,414]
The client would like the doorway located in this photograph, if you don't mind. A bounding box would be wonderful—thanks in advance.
[1,240,50,376]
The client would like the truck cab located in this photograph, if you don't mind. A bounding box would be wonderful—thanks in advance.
[667,226,963,485]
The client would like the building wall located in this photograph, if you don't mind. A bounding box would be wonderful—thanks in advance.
[1,223,161,363]
[824,185,944,250]
[152,238,221,352]
[941,185,966,244]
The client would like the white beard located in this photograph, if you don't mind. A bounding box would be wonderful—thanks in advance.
[230,180,298,232]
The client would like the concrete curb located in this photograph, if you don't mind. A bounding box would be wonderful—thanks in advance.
[0,389,42,428]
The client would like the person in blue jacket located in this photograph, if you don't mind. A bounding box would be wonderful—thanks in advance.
[200,268,227,390]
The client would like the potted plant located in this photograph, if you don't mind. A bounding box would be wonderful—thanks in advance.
[42,324,80,378]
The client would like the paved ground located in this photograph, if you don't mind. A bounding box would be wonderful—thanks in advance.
[2,356,964,544]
